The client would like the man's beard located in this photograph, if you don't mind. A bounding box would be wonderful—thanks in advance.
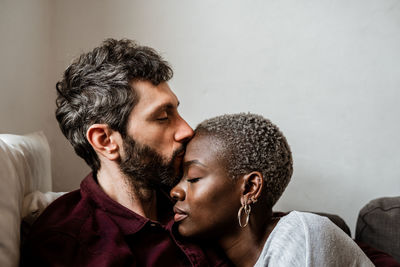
[119,135,184,191]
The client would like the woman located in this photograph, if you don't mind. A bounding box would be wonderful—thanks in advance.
[170,113,373,267]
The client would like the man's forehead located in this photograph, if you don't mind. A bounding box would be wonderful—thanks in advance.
[131,80,179,111]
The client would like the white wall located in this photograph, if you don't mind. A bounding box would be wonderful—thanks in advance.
[0,0,57,185]
[2,0,400,234]
[0,0,52,133]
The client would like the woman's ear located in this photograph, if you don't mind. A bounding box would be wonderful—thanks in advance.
[240,171,264,205]
[86,124,121,161]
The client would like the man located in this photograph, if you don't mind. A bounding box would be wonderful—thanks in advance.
[21,39,228,266]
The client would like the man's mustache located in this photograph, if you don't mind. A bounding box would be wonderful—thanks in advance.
[172,145,186,160]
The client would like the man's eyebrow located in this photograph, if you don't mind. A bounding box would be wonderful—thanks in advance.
[183,159,206,168]
[150,102,178,115]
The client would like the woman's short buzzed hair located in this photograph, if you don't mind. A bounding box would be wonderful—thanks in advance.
[195,113,293,208]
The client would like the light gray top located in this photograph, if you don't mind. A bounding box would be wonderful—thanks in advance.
[254,211,374,267]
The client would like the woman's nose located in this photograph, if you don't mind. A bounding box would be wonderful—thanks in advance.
[170,185,185,201]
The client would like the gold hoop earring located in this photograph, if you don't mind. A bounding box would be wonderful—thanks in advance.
[238,200,251,228]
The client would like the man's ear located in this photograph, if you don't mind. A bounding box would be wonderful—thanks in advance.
[86,124,121,161]
[240,171,264,205]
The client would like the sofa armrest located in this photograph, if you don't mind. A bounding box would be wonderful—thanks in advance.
[355,196,400,263]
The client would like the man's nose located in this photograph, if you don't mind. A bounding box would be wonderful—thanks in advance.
[170,185,186,201]
[174,115,194,143]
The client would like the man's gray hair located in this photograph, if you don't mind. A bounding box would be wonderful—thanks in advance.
[195,113,293,208]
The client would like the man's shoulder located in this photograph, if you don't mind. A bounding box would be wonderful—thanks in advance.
[29,189,92,238]
[21,189,93,266]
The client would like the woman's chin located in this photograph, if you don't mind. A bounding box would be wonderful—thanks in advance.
[178,224,202,239]
[178,224,192,237]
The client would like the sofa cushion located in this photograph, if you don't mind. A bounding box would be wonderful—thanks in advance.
[356,196,400,262]
[0,132,51,267]
[357,241,400,267]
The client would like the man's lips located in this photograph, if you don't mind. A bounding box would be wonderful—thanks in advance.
[173,206,188,222]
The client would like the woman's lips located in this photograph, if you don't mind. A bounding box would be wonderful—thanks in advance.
[173,207,188,222]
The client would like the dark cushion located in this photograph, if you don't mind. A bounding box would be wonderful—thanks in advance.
[357,241,400,267]
[356,196,400,262]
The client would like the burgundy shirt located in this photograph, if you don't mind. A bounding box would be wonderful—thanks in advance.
[21,173,229,267]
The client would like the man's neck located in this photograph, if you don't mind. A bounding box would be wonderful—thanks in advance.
[96,167,158,221]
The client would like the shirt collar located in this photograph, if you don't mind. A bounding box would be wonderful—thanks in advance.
[80,172,175,235]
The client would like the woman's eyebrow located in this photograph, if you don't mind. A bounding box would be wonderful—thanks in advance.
[183,159,206,168]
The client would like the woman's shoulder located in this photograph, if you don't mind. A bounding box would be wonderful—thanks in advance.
[278,210,352,244]
[272,210,332,234]
[255,211,374,266]
[283,210,329,221]
[285,210,355,240]
[283,211,332,227]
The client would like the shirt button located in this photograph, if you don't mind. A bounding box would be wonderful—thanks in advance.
[150,223,157,227]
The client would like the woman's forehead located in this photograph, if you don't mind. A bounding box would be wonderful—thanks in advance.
[184,134,225,164]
